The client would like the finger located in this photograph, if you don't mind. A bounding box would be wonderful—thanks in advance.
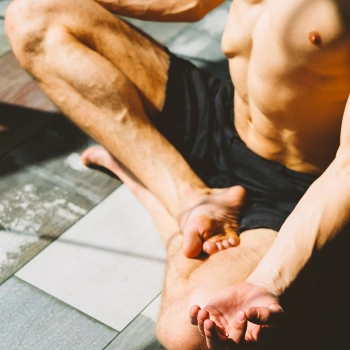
[197,309,210,336]
[227,311,248,344]
[204,319,234,350]
[189,305,201,325]
[247,305,285,326]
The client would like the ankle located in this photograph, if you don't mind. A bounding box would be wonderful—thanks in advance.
[175,186,213,228]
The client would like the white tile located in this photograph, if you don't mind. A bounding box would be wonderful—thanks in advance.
[142,294,162,322]
[167,27,225,63]
[193,1,231,40]
[16,185,167,331]
[121,16,191,44]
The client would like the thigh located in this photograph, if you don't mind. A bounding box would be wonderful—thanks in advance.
[162,228,277,308]
[7,0,170,116]
[157,228,277,349]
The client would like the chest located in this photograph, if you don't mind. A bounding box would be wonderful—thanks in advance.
[222,0,350,61]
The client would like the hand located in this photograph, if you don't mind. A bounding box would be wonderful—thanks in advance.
[178,186,247,258]
[190,282,285,349]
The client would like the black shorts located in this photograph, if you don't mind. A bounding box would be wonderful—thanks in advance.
[152,54,319,233]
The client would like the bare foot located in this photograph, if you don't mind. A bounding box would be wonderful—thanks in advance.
[82,146,246,258]
[180,186,246,258]
[81,146,158,207]
[81,146,180,241]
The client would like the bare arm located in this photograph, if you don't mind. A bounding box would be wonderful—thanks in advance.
[94,0,225,22]
[247,95,350,295]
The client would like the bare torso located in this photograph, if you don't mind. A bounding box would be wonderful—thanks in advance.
[222,0,350,174]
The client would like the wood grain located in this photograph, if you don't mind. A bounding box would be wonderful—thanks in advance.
[0,19,10,58]
[0,277,118,350]
[0,52,60,157]
[0,115,121,284]
[105,314,165,350]
[16,185,166,331]
[0,103,55,158]
[0,52,59,111]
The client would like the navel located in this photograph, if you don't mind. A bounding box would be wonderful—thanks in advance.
[308,31,321,45]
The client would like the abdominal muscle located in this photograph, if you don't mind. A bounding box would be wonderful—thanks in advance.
[223,0,350,175]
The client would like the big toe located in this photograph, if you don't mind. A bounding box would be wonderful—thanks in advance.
[182,231,203,258]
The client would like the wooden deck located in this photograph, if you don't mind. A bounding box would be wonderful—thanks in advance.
[0,1,231,349]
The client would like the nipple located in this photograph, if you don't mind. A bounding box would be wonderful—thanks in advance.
[308,31,321,45]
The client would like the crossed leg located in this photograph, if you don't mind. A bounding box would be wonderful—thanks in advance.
[81,147,278,350]
[6,0,247,258]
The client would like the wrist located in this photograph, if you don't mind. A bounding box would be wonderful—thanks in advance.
[246,267,287,297]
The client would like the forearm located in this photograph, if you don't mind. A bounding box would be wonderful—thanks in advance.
[93,0,223,22]
[247,153,350,295]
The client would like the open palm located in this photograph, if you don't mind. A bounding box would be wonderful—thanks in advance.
[190,282,285,349]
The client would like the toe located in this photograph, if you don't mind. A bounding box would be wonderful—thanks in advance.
[203,241,219,255]
[221,239,231,249]
[216,242,224,251]
[228,237,238,246]
[182,228,204,258]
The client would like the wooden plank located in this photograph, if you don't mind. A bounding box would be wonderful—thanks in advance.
[0,20,10,58]
[0,52,59,156]
[0,52,59,112]
[0,115,121,284]
[0,277,118,350]
[106,295,164,349]
[0,103,55,158]
[0,37,59,157]
[16,185,166,331]
[105,314,165,350]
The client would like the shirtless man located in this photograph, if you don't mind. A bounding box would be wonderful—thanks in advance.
[4,0,350,348]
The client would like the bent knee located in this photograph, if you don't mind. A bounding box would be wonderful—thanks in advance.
[156,307,207,350]
[5,0,78,69]
[5,0,53,66]
[155,285,216,350]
